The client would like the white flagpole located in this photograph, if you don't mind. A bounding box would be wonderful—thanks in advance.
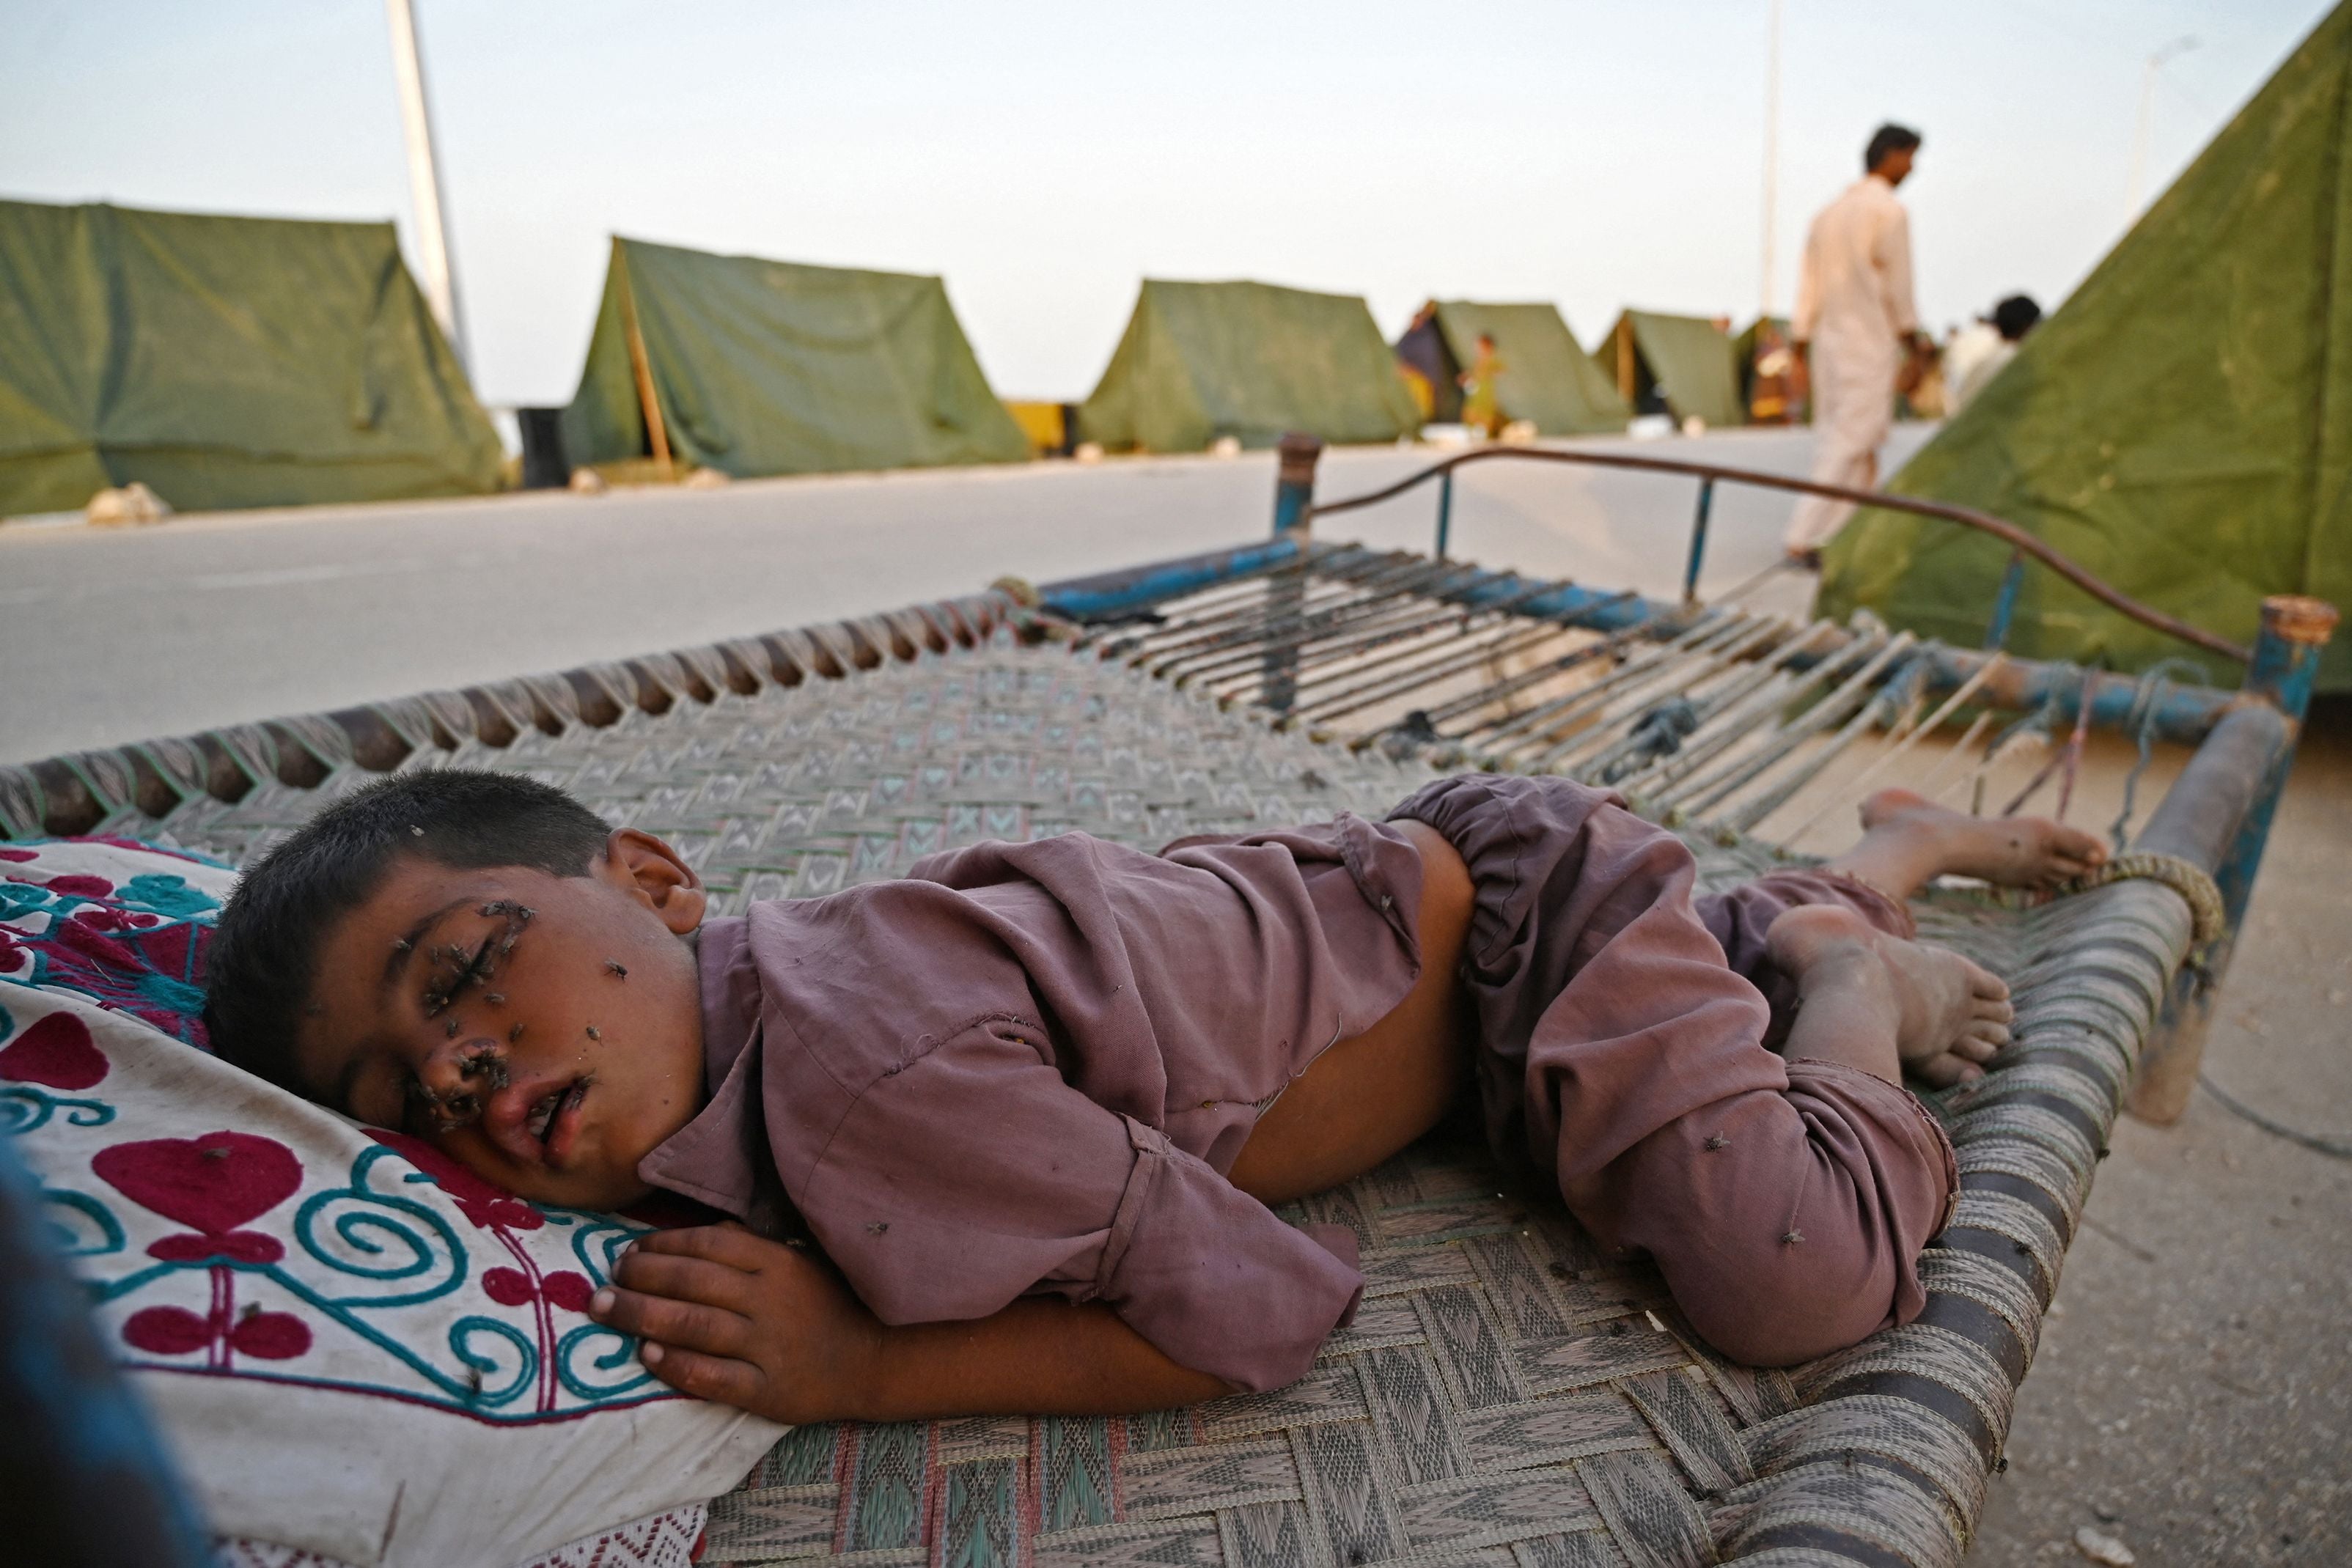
[1760,0,1783,319]
[386,0,470,373]
[2131,36,2197,215]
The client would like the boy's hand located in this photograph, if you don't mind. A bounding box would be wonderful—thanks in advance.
[589,1224,882,1424]
[594,1226,1235,1423]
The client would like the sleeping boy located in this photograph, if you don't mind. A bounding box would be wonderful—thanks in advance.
[202,768,2102,1424]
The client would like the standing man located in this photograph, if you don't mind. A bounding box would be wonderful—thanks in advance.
[1785,123,1933,565]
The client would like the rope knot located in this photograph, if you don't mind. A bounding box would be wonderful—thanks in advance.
[1600,698,1701,783]
[2051,850,2227,951]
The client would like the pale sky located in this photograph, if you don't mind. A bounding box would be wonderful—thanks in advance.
[1,0,2331,405]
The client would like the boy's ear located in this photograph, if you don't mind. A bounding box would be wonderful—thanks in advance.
[597,828,707,933]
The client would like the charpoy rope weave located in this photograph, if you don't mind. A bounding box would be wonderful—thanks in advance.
[11,561,2218,1566]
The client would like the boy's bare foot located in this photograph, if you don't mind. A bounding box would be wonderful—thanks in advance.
[1766,905,2013,1088]
[1856,787,2107,889]
[1873,927,2013,1087]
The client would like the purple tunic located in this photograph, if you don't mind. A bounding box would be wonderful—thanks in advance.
[642,774,1958,1387]
[639,820,1429,1393]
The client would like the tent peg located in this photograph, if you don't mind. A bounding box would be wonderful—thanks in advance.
[1434,469,1455,560]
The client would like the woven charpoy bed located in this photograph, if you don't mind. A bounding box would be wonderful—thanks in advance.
[13,501,2328,1568]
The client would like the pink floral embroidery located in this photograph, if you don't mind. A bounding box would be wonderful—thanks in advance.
[29,872,114,898]
[0,1010,109,1090]
[95,1132,314,1368]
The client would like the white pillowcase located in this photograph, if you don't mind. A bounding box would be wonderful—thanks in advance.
[1,838,782,1567]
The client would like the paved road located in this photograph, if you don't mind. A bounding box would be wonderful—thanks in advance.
[0,427,1930,764]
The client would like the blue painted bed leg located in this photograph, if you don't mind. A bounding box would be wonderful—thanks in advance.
[2129,594,2339,1122]
[1681,478,1715,606]
[1983,549,2026,649]
[1263,434,1323,713]
[1434,468,1455,561]
[1271,432,1320,539]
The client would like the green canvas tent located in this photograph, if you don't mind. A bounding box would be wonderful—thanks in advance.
[559,238,1028,478]
[1427,301,1630,435]
[1078,279,1421,452]
[1592,310,1746,430]
[1821,2,2352,691]
[0,199,500,516]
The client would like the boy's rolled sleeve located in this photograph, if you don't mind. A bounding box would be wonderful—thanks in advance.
[1100,1116,1361,1392]
[794,1015,1360,1394]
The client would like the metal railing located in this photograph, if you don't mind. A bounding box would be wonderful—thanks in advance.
[1304,442,2253,665]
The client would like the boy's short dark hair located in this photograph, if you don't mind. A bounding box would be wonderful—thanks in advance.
[1865,122,1922,172]
[203,769,613,1094]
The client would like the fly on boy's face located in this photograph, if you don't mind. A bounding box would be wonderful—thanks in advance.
[293,831,708,1211]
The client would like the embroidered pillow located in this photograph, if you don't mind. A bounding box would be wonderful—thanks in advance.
[1,838,782,1567]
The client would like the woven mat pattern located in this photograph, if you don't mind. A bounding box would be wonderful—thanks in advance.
[100,619,2195,1567]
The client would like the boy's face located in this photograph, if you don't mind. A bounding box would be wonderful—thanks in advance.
[293,831,709,1211]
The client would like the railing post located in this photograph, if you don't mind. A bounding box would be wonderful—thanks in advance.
[1982,548,2026,649]
[1264,433,1322,713]
[1271,433,1321,538]
[2128,594,2338,1123]
[1682,478,1715,606]
[1434,468,1455,560]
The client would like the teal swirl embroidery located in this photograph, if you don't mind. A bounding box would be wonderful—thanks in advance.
[87,1144,661,1416]
[449,1315,540,1407]
[565,1215,644,1283]
[556,1321,650,1402]
[0,1084,115,1133]
[296,1149,468,1303]
[43,1185,126,1257]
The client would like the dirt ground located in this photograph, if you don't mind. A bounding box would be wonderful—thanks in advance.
[1963,699,2352,1566]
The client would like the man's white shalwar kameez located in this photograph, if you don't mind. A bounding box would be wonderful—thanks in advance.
[1787,173,1919,553]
